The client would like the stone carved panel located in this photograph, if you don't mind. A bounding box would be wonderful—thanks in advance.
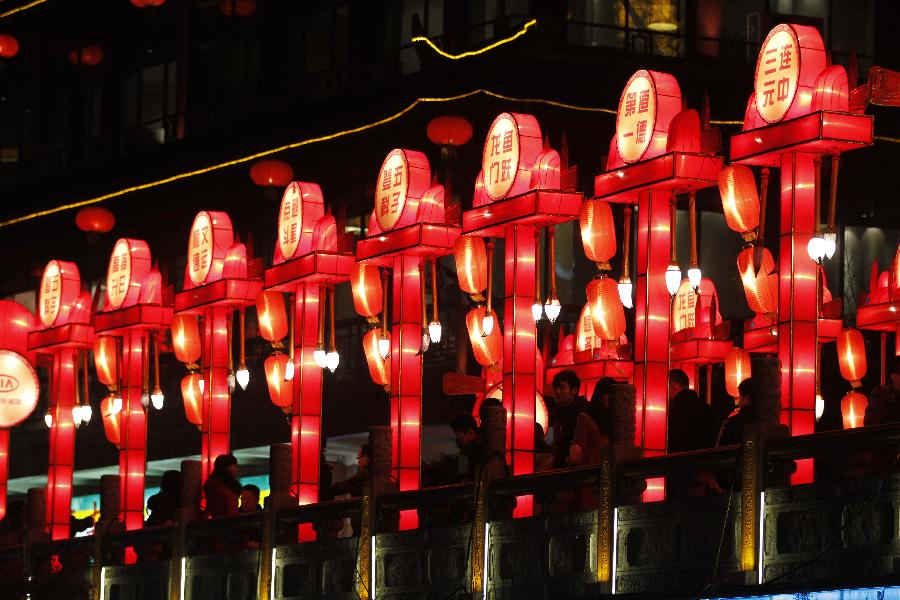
[273,537,358,600]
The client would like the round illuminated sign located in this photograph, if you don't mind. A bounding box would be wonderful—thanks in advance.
[374,150,409,232]
[106,239,133,310]
[754,25,801,124]
[616,71,657,163]
[0,350,39,428]
[672,280,696,334]
[575,302,599,353]
[481,113,521,200]
[278,182,303,260]
[187,212,214,286]
[38,261,62,327]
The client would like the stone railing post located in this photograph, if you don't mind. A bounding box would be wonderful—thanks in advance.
[258,444,292,599]
[740,425,764,583]
[358,426,392,599]
[170,460,200,600]
[23,487,46,579]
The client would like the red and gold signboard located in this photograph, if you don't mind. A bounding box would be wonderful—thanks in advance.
[613,70,681,166]
[752,23,825,124]
[672,280,696,333]
[105,238,151,310]
[38,260,80,328]
[482,113,521,200]
[188,212,215,286]
[375,150,410,232]
[277,181,328,262]
[0,350,38,428]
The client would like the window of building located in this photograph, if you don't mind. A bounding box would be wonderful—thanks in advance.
[121,60,180,148]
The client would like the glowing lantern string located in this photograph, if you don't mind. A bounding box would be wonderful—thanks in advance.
[285,292,295,381]
[313,283,327,369]
[579,199,616,269]
[725,348,752,399]
[171,314,201,367]
[150,331,164,409]
[349,263,382,321]
[665,196,681,297]
[837,327,867,388]
[618,207,633,308]
[687,191,701,290]
[482,240,495,336]
[180,373,203,426]
[824,154,840,259]
[236,308,249,390]
[94,336,118,387]
[466,306,502,367]
[587,276,626,342]
[101,394,122,446]
[532,229,543,322]
[256,290,288,345]
[81,351,92,424]
[418,263,430,354]
[718,164,760,241]
[264,353,293,408]
[841,391,867,429]
[226,312,236,393]
[453,236,487,301]
[379,269,391,359]
[544,227,561,323]
[428,259,442,344]
[325,285,339,373]
[807,157,827,263]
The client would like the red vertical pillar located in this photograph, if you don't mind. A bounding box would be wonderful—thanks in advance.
[778,152,817,483]
[292,282,322,541]
[391,255,421,530]
[503,225,536,517]
[0,428,8,520]
[201,307,231,480]
[634,191,671,500]
[47,348,76,540]
[119,330,147,534]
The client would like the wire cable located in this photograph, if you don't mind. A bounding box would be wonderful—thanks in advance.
[412,19,537,60]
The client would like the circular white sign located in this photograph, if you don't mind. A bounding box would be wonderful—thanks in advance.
[187,212,214,286]
[106,239,133,310]
[481,113,521,200]
[38,261,62,327]
[616,71,657,163]
[0,350,39,428]
[278,183,303,260]
[374,151,409,232]
[754,25,801,124]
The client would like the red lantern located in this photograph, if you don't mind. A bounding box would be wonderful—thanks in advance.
[579,200,616,266]
[256,290,288,343]
[466,306,502,367]
[75,206,115,233]
[0,35,19,58]
[426,116,473,147]
[100,394,122,446]
[93,337,118,387]
[719,165,760,237]
[841,391,867,429]
[180,373,203,426]
[264,353,293,408]
[837,328,867,387]
[219,0,256,17]
[171,314,201,365]
[737,247,777,314]
[454,236,488,297]
[725,348,752,398]
[587,277,625,341]
[362,329,390,386]
[250,158,292,187]
[68,44,103,66]
[130,0,165,6]
[349,263,382,319]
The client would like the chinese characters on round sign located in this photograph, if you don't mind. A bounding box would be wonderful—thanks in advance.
[672,279,696,334]
[106,239,132,310]
[188,212,213,286]
[375,151,408,231]
[39,261,62,327]
[754,25,800,123]
[616,71,657,163]
[278,183,303,260]
[0,350,39,428]
[481,113,520,200]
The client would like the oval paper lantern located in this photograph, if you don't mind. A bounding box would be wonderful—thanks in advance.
[130,0,165,6]
[587,277,626,341]
[250,158,292,187]
[466,306,502,367]
[841,391,867,429]
[181,373,203,426]
[725,348,752,398]
[93,337,118,387]
[427,115,473,147]
[362,329,390,387]
[719,165,760,236]
[101,394,122,446]
[264,353,293,408]
[219,0,256,17]
[737,247,777,315]
[68,44,103,66]
[837,328,866,387]
[171,314,201,365]
[0,34,20,58]
[349,263,382,319]
[256,290,288,343]
[579,200,616,266]
[454,236,488,297]
[75,206,115,233]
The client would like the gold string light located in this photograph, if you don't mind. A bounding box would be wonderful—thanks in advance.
[411,18,537,60]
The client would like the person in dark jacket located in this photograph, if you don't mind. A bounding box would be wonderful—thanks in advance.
[717,378,758,447]
[668,369,715,452]
[146,470,182,526]
[203,454,241,519]
[551,370,587,467]
[332,444,371,498]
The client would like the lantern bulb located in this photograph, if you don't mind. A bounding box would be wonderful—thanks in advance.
[428,321,442,344]
[421,331,431,353]
[378,338,391,360]
[687,267,702,290]
[618,278,633,309]
[236,368,250,390]
[482,314,494,336]
[313,348,328,369]
[807,235,827,263]
[44,412,53,428]
[150,389,164,410]
[531,302,543,323]
[815,393,824,421]
[226,372,236,394]
[325,351,340,373]
[544,297,561,324]
[82,404,92,424]
[111,396,123,415]
[141,393,150,410]
[284,360,295,381]
[823,232,837,260]
[198,378,205,394]
[665,264,682,296]
[72,406,83,427]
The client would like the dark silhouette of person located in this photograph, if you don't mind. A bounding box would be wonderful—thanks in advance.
[239,484,262,513]
[146,470,182,526]
[203,454,241,519]
[550,370,587,467]
[668,369,715,452]
[717,378,758,447]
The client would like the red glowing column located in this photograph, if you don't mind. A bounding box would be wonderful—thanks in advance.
[0,429,6,519]
[201,307,231,478]
[119,330,147,532]
[47,347,77,540]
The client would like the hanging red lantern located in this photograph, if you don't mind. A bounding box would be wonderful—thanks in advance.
[256,290,288,343]
[68,44,103,66]
[130,0,165,6]
[837,328,867,387]
[725,348,752,398]
[100,394,122,446]
[171,314,201,365]
[719,165,760,238]
[579,200,616,267]
[218,0,256,17]
[362,329,390,387]
[587,277,625,341]
[93,337,118,387]
[75,206,115,233]
[737,247,777,314]
[180,373,203,425]
[426,116,473,147]
[0,35,19,58]
[250,158,292,187]
[454,236,488,298]
[349,263,382,320]
[264,353,293,408]
[841,391,867,429]
[466,306,502,367]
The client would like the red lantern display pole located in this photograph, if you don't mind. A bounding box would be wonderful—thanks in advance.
[0,428,7,519]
